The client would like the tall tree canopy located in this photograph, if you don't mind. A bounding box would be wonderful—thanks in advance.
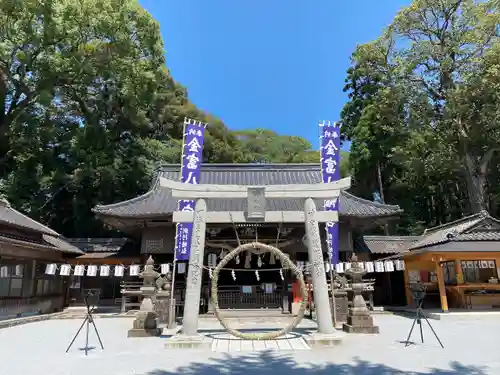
[341,0,500,233]
[0,0,337,237]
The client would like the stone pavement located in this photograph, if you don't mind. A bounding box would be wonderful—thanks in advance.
[200,317,316,352]
[0,314,498,375]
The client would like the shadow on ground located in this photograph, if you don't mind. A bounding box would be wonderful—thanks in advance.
[145,350,488,375]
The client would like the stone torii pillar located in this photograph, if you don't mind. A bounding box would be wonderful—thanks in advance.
[304,198,335,335]
[165,198,212,349]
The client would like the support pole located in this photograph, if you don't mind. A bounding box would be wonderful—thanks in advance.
[435,260,449,313]
[168,258,177,328]
[329,267,337,327]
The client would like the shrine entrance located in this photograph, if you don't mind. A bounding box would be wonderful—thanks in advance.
[163,175,350,346]
[211,242,307,340]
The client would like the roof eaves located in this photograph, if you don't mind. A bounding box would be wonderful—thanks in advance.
[341,191,401,212]
[0,201,59,237]
[92,180,160,213]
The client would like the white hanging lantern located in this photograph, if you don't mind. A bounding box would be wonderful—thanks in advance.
[100,265,110,277]
[59,264,71,276]
[87,265,98,277]
[269,253,276,265]
[129,265,140,276]
[45,264,57,275]
[207,253,217,268]
[114,265,124,277]
[244,251,251,269]
[161,263,170,275]
[374,262,385,272]
[14,264,24,277]
[257,256,262,268]
[395,260,405,271]
[384,261,394,272]
[231,269,236,281]
[279,269,284,281]
[335,262,344,273]
[74,265,85,276]
[177,263,186,274]
[235,255,240,265]
[209,268,213,279]
[365,262,375,273]
[255,270,260,281]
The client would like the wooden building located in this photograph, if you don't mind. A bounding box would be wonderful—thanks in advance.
[402,211,500,311]
[65,238,142,306]
[361,235,421,306]
[90,164,404,311]
[0,198,83,319]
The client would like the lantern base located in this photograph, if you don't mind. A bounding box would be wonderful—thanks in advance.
[303,332,344,347]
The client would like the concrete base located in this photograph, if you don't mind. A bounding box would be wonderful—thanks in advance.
[342,324,380,334]
[164,333,213,349]
[162,325,180,336]
[342,313,380,334]
[303,331,344,348]
[127,328,162,337]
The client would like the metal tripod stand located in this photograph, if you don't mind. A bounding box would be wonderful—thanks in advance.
[404,283,444,348]
[66,290,104,356]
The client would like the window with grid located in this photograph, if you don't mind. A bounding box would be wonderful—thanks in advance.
[0,259,26,297]
[461,260,498,283]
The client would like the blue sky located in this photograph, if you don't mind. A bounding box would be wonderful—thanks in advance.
[139,0,411,151]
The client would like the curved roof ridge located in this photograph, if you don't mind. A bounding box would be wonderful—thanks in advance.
[363,235,421,241]
[158,163,322,171]
[422,211,488,235]
[341,190,400,210]
[92,179,161,213]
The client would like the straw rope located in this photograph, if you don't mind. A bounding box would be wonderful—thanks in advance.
[211,242,308,340]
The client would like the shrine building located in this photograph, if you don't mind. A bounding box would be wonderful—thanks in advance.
[81,163,408,311]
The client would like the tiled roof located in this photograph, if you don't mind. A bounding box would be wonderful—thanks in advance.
[363,235,421,254]
[43,235,84,255]
[67,238,128,253]
[0,199,83,254]
[93,164,402,219]
[0,198,59,236]
[454,232,500,241]
[409,210,500,251]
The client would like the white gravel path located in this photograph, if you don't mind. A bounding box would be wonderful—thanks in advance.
[0,314,497,375]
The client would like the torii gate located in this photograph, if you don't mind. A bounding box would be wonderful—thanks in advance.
[161,176,351,348]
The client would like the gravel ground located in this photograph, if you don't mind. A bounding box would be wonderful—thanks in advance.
[0,313,497,375]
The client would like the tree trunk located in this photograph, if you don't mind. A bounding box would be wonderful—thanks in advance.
[463,152,488,213]
[376,161,389,235]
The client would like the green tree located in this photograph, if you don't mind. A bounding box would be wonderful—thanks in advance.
[341,0,500,233]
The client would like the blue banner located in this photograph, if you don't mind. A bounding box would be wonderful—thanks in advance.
[174,119,207,261]
[319,121,341,265]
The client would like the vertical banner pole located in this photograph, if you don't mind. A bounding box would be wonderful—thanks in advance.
[168,117,207,328]
[319,120,341,327]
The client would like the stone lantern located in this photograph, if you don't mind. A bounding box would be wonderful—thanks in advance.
[342,255,379,334]
[128,256,162,337]
[155,270,175,328]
